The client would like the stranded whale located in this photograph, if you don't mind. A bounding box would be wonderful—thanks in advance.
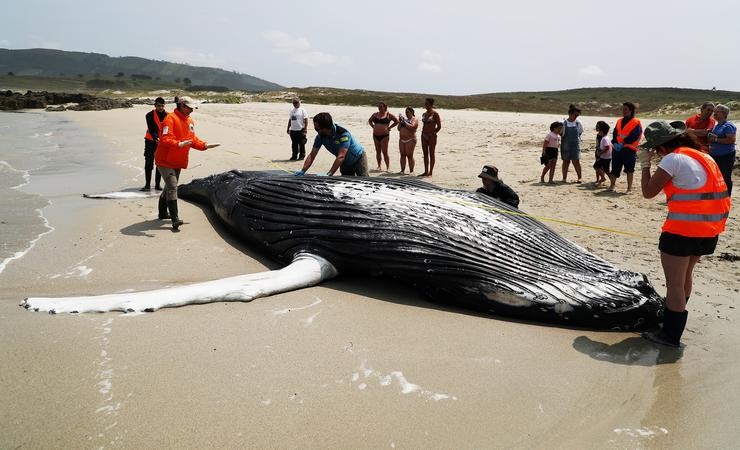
[177,170,663,329]
[23,170,663,330]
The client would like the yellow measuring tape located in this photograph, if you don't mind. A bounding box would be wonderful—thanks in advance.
[433,195,651,238]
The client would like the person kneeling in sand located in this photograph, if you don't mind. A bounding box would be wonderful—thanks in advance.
[476,165,520,208]
[155,96,220,230]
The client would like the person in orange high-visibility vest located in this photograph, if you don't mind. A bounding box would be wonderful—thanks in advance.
[607,102,642,193]
[639,120,730,347]
[141,97,167,191]
[155,96,220,230]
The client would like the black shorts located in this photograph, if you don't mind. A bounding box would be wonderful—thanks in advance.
[592,158,611,171]
[610,149,636,177]
[658,232,718,257]
[544,147,559,160]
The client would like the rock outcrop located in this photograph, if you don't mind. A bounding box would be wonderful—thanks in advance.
[0,90,133,111]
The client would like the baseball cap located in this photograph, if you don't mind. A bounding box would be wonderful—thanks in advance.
[178,96,197,109]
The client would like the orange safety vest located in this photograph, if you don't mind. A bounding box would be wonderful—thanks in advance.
[615,117,642,152]
[662,147,731,237]
[144,109,164,142]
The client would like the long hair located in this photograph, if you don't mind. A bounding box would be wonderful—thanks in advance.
[662,131,705,152]
[623,102,636,118]
[596,121,610,134]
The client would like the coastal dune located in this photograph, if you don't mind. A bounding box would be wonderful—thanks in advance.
[1,102,738,448]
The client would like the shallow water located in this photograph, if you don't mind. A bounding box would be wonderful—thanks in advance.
[0,111,123,275]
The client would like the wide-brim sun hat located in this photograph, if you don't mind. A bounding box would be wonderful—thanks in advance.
[640,120,686,149]
[478,165,500,181]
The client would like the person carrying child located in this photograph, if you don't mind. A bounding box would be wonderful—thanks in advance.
[593,121,613,185]
[540,121,562,183]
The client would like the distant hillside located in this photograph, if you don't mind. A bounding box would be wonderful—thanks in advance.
[260,86,740,118]
[0,48,283,92]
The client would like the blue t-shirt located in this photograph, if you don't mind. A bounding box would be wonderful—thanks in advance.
[710,121,737,156]
[312,124,364,167]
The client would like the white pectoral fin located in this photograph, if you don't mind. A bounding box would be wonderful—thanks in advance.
[22,253,338,314]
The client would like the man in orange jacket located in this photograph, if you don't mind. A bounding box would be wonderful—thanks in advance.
[155,96,220,230]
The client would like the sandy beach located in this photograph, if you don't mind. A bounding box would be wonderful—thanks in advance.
[1,102,738,448]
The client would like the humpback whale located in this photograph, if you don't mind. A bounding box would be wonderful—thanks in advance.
[23,170,663,330]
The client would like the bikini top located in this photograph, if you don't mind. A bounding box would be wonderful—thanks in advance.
[373,114,391,125]
[422,113,435,123]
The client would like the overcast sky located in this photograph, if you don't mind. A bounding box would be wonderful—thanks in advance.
[3,0,738,95]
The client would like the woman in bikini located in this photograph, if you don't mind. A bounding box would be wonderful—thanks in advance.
[398,107,418,174]
[420,97,441,176]
[368,102,399,171]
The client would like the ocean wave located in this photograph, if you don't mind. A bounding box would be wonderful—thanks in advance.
[0,205,54,275]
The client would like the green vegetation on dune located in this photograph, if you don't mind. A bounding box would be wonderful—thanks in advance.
[270,86,740,118]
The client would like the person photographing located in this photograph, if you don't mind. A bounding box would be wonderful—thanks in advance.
[638,121,730,347]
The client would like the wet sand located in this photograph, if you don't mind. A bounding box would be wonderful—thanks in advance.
[1,103,738,448]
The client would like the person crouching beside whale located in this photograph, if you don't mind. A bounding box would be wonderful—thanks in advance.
[476,165,520,208]
[155,96,220,230]
[295,112,369,177]
[638,121,730,347]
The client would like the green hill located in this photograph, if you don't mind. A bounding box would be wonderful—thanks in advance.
[0,48,283,92]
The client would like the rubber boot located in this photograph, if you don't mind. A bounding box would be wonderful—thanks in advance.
[154,170,162,191]
[167,200,183,230]
[141,170,151,191]
[642,309,687,347]
[158,195,170,220]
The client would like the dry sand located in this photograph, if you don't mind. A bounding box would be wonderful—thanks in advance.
[1,102,738,448]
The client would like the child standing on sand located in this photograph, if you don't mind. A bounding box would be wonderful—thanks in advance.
[541,122,562,183]
[593,121,612,185]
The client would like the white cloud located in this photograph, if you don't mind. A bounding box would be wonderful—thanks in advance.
[421,50,442,63]
[417,49,443,73]
[160,49,226,68]
[0,40,11,47]
[578,65,605,77]
[418,62,442,72]
[262,30,344,67]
